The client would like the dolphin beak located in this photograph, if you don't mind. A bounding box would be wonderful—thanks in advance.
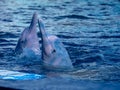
[29,12,38,30]
[38,19,54,57]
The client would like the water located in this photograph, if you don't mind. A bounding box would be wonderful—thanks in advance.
[0,0,120,89]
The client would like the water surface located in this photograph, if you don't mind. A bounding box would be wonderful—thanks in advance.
[0,0,120,89]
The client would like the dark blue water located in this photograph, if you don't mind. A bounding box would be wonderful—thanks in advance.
[0,0,120,89]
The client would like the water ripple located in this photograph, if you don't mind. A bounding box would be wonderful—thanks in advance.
[0,32,18,38]
[54,15,93,20]
[0,0,120,83]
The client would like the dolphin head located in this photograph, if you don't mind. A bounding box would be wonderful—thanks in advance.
[38,19,73,70]
[15,12,40,56]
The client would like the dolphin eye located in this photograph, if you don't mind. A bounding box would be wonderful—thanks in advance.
[20,39,27,45]
[52,49,56,53]
[21,40,25,44]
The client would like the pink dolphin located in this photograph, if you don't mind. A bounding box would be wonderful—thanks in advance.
[38,19,73,70]
[15,12,40,57]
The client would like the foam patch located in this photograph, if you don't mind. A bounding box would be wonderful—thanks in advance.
[0,70,45,80]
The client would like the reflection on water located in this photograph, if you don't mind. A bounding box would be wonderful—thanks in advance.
[0,0,120,85]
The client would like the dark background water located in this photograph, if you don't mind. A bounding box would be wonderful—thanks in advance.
[0,0,120,89]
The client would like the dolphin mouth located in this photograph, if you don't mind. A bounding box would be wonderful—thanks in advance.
[38,19,56,56]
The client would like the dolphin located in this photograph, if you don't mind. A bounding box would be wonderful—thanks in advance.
[15,12,40,58]
[38,19,73,70]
